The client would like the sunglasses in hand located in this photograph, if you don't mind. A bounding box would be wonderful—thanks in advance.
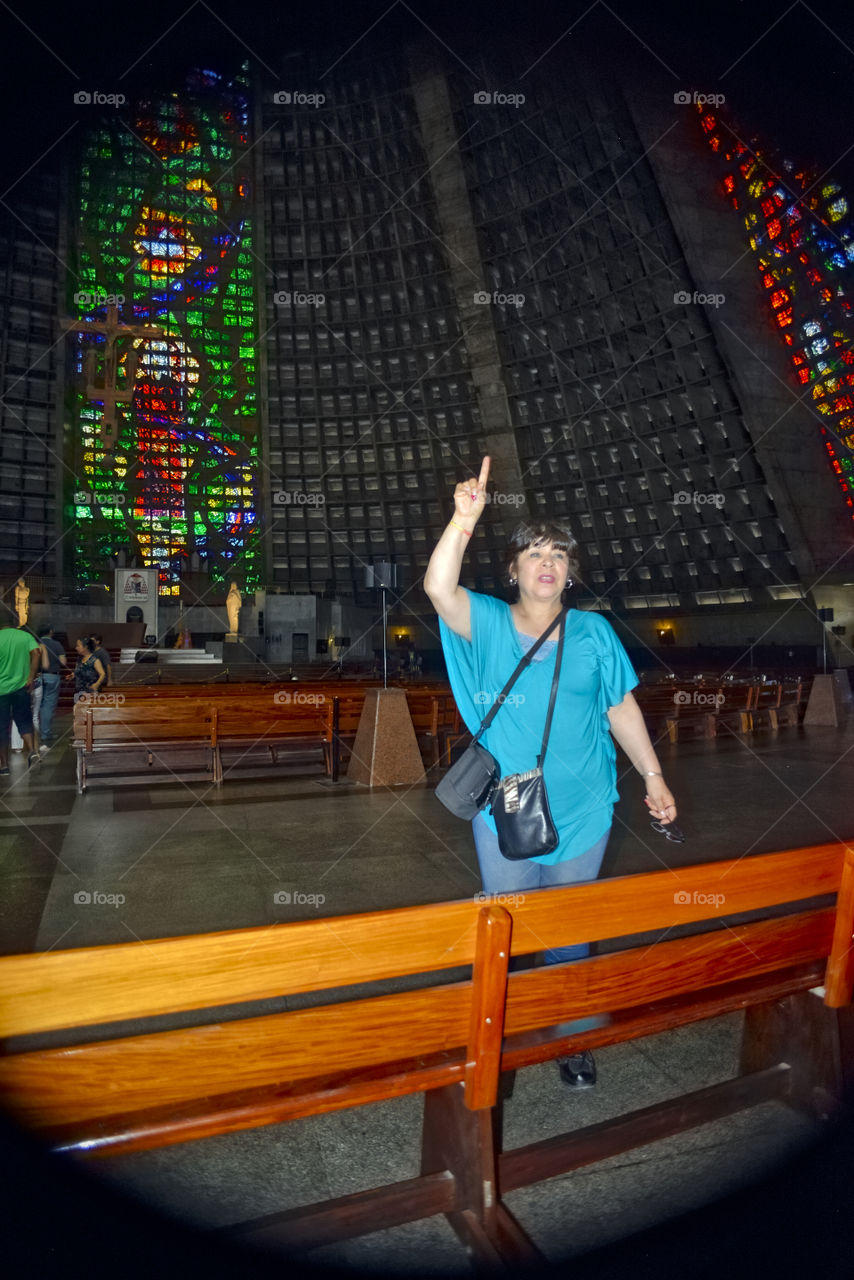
[650,819,685,844]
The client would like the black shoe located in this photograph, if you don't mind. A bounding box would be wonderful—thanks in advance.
[558,1050,596,1088]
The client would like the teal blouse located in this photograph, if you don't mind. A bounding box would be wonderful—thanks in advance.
[439,590,638,863]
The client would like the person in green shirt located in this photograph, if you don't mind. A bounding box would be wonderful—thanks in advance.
[0,620,42,774]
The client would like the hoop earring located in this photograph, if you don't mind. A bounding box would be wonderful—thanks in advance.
[509,577,517,586]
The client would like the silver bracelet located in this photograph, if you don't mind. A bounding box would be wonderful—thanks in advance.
[643,771,663,778]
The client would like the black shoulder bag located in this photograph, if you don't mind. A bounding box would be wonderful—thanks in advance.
[435,608,566,825]
[490,610,566,860]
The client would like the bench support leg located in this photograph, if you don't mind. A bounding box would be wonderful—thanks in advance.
[741,991,854,1120]
[421,1082,542,1270]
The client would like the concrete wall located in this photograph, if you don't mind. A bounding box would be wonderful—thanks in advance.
[315,599,376,660]
[627,85,853,582]
[261,593,317,664]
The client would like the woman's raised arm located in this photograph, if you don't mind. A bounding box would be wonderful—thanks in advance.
[424,456,490,641]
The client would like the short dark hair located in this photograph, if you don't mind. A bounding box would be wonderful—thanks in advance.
[90,633,103,644]
[504,519,581,589]
[40,624,54,636]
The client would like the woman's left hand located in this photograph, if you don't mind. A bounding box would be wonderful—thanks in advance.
[643,776,677,824]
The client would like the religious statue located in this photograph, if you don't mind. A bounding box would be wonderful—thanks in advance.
[14,578,29,628]
[226,582,242,636]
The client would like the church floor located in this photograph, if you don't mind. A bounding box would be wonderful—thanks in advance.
[1,715,853,1272]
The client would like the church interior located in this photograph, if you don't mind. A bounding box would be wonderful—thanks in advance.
[1,1,854,1276]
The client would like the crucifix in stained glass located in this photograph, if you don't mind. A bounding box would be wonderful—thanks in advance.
[70,72,260,594]
[63,305,166,448]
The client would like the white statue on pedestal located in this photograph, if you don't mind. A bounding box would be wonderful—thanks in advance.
[226,582,242,636]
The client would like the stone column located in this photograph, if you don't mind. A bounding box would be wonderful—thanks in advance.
[409,50,528,513]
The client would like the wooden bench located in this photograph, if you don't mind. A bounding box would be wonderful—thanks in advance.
[72,687,458,789]
[322,691,367,780]
[321,688,459,780]
[710,681,755,737]
[1,841,852,1266]
[750,679,805,731]
[72,698,327,791]
[635,683,721,743]
[405,689,462,770]
[213,697,328,784]
[72,702,219,793]
[636,681,759,743]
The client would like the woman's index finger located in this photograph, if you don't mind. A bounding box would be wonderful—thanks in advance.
[478,456,491,488]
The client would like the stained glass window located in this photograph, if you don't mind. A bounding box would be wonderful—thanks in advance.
[68,68,259,593]
[698,106,854,517]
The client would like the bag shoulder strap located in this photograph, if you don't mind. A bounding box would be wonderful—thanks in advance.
[536,611,566,769]
[472,606,567,743]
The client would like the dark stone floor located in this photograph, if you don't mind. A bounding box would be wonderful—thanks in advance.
[1,711,853,1273]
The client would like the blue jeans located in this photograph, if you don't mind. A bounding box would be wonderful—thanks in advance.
[39,673,61,739]
[472,814,610,964]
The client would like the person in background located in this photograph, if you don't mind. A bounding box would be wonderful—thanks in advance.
[89,634,112,688]
[72,638,106,703]
[37,625,67,745]
[0,617,42,775]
